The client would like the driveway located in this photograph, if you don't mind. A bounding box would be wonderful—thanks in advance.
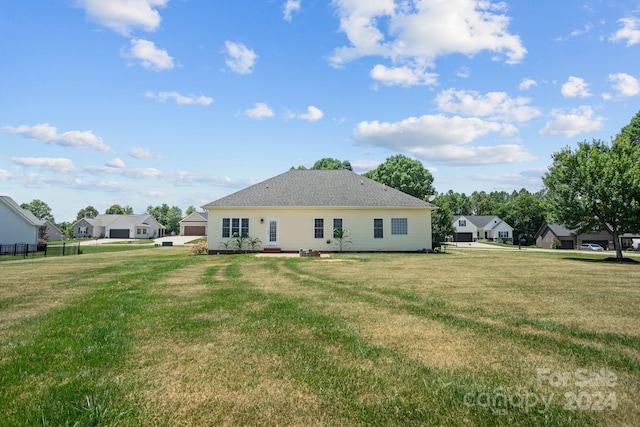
[80,235,203,246]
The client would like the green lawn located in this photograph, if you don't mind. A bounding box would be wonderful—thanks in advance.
[0,248,638,426]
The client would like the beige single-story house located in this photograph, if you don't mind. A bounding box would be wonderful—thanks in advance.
[202,169,437,253]
[72,214,166,239]
[452,215,513,243]
[0,195,45,247]
[179,211,208,236]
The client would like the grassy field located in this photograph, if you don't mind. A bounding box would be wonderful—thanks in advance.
[0,247,638,426]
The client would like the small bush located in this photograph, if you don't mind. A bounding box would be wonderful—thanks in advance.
[191,241,208,255]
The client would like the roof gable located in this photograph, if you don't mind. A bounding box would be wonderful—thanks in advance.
[454,215,512,229]
[203,170,436,209]
[0,196,45,226]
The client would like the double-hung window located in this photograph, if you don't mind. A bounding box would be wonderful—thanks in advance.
[391,218,408,235]
[333,218,343,238]
[222,217,249,238]
[314,218,324,239]
[373,218,383,238]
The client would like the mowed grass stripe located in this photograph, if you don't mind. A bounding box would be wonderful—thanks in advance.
[0,253,200,426]
[279,257,640,373]
[214,258,603,426]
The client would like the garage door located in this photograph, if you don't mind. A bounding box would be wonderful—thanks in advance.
[560,239,574,249]
[110,229,130,238]
[456,232,473,242]
[184,226,206,236]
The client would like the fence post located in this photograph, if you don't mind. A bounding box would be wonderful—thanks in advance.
[62,242,66,256]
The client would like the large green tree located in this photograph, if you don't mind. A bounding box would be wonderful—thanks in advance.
[20,199,54,222]
[363,154,435,200]
[543,116,640,259]
[430,195,456,242]
[311,158,353,170]
[147,204,183,235]
[495,189,546,246]
[76,205,99,220]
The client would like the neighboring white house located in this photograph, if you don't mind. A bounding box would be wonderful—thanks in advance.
[202,169,437,253]
[179,211,208,236]
[452,215,513,243]
[71,214,166,239]
[0,195,45,246]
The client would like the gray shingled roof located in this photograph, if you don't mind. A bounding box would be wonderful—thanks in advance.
[547,223,575,236]
[203,170,437,209]
[0,195,45,226]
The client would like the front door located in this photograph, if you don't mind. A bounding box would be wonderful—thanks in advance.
[267,218,279,246]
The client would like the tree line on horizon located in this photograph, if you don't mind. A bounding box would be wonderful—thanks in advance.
[19,110,640,258]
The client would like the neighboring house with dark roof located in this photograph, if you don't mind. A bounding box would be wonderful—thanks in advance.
[71,214,166,239]
[202,169,437,253]
[535,222,576,249]
[41,220,64,242]
[452,215,513,243]
[0,195,45,246]
[179,211,208,236]
[535,222,638,250]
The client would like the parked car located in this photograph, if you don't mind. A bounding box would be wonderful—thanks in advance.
[580,243,604,251]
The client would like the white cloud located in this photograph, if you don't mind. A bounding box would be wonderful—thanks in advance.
[0,169,12,180]
[76,0,167,35]
[519,78,537,91]
[12,157,77,174]
[3,123,110,152]
[145,91,213,105]
[351,159,381,172]
[287,106,324,122]
[128,146,159,159]
[561,76,591,98]
[435,89,541,122]
[608,73,640,97]
[244,103,275,119]
[224,41,258,74]
[370,64,438,86]
[85,164,163,179]
[353,114,534,165]
[611,17,640,46]
[122,38,174,71]
[106,158,126,168]
[283,0,301,21]
[539,106,605,138]
[330,0,526,86]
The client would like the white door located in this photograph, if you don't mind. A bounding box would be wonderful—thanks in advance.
[267,218,279,246]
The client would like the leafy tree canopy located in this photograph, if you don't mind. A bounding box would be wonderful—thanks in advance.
[185,205,196,216]
[543,112,640,259]
[311,158,352,171]
[77,206,99,220]
[147,204,183,235]
[363,154,435,200]
[20,199,54,222]
[105,204,125,214]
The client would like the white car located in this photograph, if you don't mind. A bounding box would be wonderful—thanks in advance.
[580,243,604,251]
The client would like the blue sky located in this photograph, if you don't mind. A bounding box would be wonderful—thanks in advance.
[2,0,640,222]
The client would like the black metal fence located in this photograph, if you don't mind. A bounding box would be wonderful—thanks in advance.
[0,242,81,259]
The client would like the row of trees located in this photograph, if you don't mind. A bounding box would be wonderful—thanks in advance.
[294,109,640,259]
[18,111,640,257]
[19,200,198,237]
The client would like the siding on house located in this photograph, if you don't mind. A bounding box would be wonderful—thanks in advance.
[203,170,436,252]
[207,207,432,252]
[0,196,44,245]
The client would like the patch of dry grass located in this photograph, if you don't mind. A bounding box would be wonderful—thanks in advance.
[1,249,638,426]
